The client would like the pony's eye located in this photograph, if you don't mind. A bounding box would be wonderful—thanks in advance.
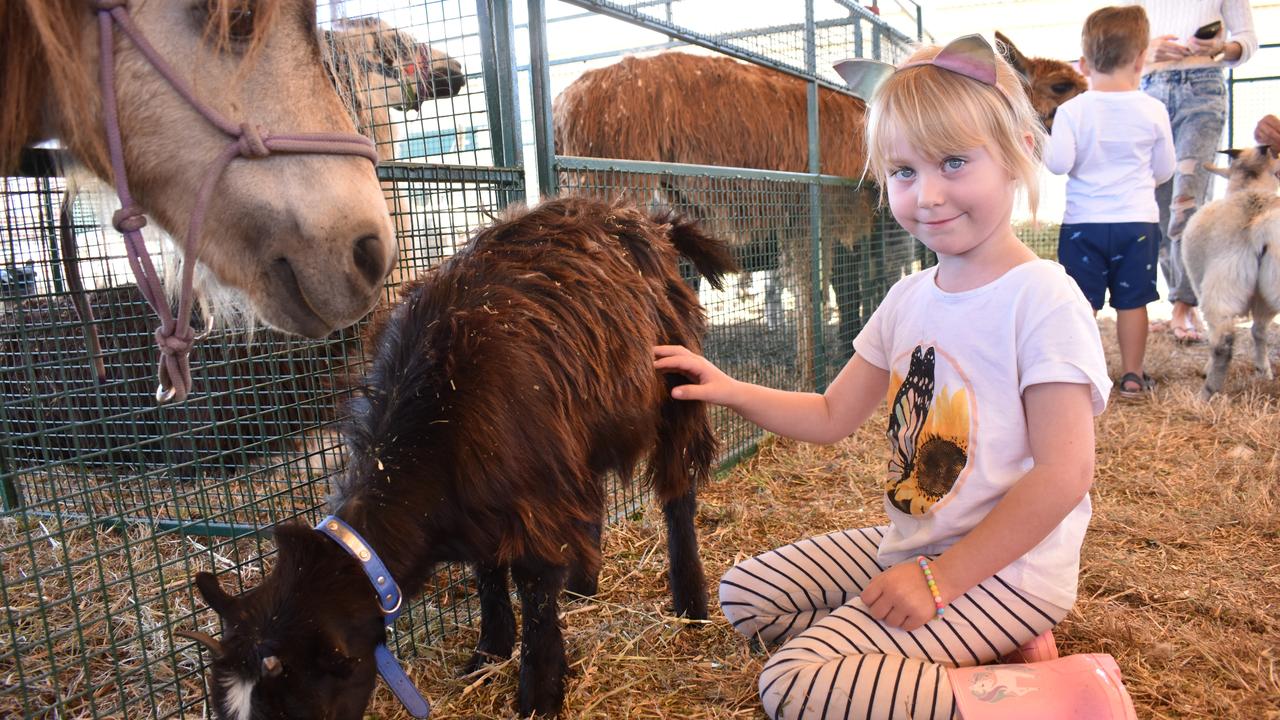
[227,8,255,42]
[205,1,256,45]
[1050,82,1076,95]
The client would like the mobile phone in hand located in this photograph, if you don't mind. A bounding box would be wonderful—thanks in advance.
[1194,20,1222,40]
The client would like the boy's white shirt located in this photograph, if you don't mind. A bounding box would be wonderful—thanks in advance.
[1044,90,1175,225]
[852,260,1110,609]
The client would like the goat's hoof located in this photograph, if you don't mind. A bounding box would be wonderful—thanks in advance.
[460,650,508,677]
[517,671,567,718]
[563,578,598,599]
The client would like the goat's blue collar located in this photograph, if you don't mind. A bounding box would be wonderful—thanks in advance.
[316,515,430,718]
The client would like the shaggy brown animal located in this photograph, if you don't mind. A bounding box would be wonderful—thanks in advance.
[187,197,736,719]
[996,31,1088,130]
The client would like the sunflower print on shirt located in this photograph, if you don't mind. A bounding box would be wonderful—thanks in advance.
[885,345,971,515]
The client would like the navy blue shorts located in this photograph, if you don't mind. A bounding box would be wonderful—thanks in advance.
[1057,222,1162,311]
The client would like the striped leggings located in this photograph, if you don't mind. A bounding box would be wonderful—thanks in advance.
[720,527,1070,720]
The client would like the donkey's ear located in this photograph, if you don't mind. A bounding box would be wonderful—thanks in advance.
[994,31,1029,78]
[1219,148,1245,159]
[194,572,239,618]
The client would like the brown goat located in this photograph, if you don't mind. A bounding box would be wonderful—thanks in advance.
[187,197,735,719]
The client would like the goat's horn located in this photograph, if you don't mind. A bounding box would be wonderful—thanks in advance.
[176,629,224,658]
[262,655,283,678]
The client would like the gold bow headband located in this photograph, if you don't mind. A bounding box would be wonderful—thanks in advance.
[833,34,999,101]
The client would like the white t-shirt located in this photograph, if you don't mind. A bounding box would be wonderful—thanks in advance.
[852,260,1110,609]
[1044,91,1175,225]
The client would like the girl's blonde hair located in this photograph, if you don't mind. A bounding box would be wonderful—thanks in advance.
[864,42,1046,219]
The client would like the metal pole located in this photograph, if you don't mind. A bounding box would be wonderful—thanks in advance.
[527,0,558,198]
[806,0,824,389]
[0,438,20,512]
[478,0,523,208]
[40,177,65,294]
[1227,65,1235,148]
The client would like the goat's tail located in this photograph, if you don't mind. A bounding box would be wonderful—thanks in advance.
[653,209,738,291]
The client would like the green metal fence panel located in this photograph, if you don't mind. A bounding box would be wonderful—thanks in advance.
[1228,42,1279,149]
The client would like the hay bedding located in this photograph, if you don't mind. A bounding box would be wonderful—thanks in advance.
[2,319,1277,719]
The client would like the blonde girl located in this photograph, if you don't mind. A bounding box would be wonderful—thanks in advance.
[655,35,1137,720]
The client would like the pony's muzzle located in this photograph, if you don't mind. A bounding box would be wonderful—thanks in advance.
[259,224,395,338]
[419,48,466,101]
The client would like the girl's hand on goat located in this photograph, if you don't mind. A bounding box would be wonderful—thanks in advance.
[1150,35,1190,63]
[861,560,946,632]
[653,345,739,406]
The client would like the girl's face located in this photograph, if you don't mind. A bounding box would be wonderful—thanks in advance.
[883,134,1018,261]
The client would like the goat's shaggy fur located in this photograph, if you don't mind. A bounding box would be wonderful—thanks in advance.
[1182,146,1280,400]
[190,197,736,719]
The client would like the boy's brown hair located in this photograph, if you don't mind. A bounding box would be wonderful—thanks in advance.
[1082,6,1150,74]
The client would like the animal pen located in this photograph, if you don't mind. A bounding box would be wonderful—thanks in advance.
[0,1,923,716]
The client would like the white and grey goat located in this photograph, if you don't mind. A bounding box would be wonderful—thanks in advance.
[1181,146,1280,400]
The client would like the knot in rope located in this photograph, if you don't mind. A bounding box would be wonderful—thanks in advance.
[237,123,271,158]
[153,324,195,403]
[91,0,128,10]
[155,324,196,357]
[111,204,148,233]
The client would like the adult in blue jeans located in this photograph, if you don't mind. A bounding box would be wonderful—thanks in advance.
[1124,0,1257,343]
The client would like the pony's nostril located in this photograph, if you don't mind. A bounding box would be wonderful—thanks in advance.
[352,235,389,287]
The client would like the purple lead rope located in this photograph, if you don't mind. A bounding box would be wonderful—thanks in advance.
[92,0,380,402]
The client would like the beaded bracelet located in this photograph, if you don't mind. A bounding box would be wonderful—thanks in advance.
[917,556,945,620]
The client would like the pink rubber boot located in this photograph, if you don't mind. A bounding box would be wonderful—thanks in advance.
[999,629,1059,664]
[946,654,1137,720]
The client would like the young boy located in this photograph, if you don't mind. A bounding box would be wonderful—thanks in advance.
[1045,5,1174,398]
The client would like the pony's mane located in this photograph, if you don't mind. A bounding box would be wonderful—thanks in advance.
[1,0,283,176]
